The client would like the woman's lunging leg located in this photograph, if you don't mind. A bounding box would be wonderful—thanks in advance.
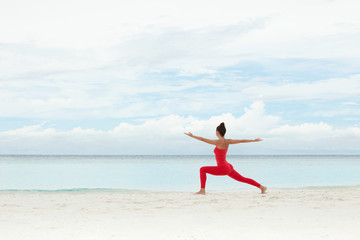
[200,166,229,188]
[228,169,261,188]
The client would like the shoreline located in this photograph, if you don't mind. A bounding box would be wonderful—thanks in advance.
[1,184,360,193]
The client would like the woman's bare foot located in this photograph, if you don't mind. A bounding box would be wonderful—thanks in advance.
[194,188,206,195]
[260,185,267,194]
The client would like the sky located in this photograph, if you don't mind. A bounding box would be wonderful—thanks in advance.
[0,0,359,154]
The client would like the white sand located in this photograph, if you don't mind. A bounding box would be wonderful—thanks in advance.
[1,187,359,240]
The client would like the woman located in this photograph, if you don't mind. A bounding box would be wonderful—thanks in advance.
[184,122,267,195]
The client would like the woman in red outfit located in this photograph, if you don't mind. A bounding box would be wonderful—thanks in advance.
[184,122,267,195]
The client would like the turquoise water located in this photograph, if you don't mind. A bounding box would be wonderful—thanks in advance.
[0,155,359,192]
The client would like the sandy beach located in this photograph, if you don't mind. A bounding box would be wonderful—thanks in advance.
[1,187,359,240]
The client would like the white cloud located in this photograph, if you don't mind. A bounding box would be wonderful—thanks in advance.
[342,102,358,106]
[268,122,360,154]
[1,0,360,77]
[270,122,333,139]
[1,101,359,154]
[0,0,359,154]
[1,71,359,120]
[312,108,360,118]
[0,0,269,49]
[241,74,360,101]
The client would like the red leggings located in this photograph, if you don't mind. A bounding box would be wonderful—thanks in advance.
[200,164,261,189]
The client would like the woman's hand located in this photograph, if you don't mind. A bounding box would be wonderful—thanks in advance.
[184,132,193,137]
[254,138,263,142]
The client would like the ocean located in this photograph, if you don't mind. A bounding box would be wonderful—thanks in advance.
[1,155,359,192]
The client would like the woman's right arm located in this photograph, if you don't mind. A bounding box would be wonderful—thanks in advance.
[228,138,263,144]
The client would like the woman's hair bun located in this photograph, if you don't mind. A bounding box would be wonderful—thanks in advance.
[216,122,226,137]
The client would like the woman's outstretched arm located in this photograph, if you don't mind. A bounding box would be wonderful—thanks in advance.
[184,132,217,145]
[228,138,263,144]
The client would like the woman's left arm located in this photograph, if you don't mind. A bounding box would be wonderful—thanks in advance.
[184,132,217,145]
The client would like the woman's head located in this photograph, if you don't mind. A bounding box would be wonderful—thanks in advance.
[216,122,226,137]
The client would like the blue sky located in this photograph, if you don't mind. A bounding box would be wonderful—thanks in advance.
[0,0,359,154]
